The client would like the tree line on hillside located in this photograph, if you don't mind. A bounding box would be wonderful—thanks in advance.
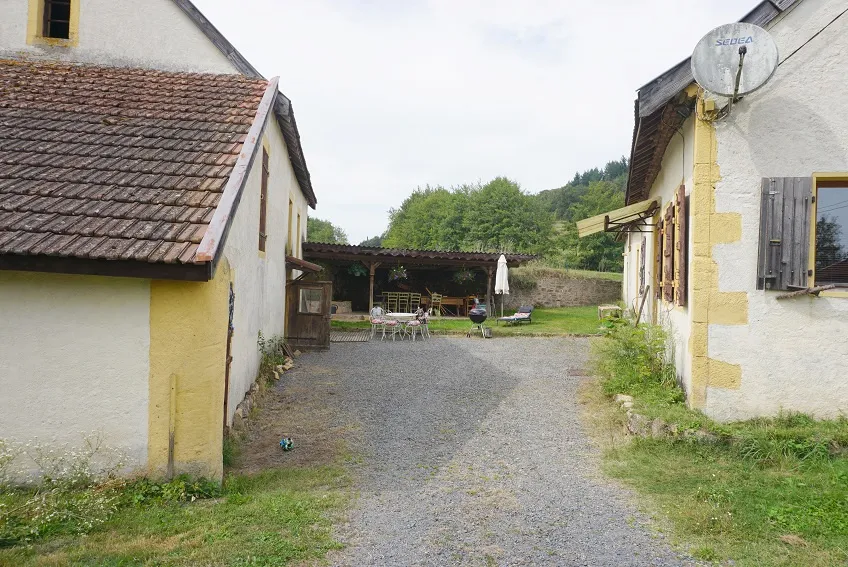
[306,157,629,272]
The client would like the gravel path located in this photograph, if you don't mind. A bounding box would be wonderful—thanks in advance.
[289,337,699,566]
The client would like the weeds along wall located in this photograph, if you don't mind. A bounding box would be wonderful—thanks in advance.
[503,268,620,309]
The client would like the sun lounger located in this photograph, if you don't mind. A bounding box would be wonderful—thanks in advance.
[497,306,533,326]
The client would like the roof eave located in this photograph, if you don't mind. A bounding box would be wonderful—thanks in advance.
[195,77,279,266]
[171,0,317,210]
[0,254,212,281]
[626,0,802,203]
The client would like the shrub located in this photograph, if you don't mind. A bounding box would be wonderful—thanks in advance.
[123,475,221,506]
[590,321,681,404]
[257,331,287,384]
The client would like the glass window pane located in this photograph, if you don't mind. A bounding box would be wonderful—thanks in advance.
[48,20,70,39]
[50,1,71,21]
[816,186,848,285]
[299,288,323,314]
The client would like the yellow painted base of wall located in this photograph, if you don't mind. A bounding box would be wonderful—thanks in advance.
[148,261,231,481]
[689,98,748,409]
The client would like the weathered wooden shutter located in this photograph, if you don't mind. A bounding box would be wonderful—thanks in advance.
[663,204,675,302]
[655,219,664,299]
[674,185,688,306]
[756,177,812,290]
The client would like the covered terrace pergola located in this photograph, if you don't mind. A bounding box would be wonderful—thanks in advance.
[302,243,535,315]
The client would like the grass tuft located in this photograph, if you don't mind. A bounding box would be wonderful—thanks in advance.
[0,467,348,566]
[585,318,848,566]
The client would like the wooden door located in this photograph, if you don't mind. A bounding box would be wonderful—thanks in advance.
[285,280,332,350]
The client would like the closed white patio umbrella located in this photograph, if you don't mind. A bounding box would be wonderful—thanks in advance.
[495,254,509,318]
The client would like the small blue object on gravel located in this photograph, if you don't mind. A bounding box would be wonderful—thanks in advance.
[279,437,293,451]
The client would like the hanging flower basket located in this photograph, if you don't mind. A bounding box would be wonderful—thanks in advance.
[388,265,408,281]
[453,268,475,283]
[347,262,368,277]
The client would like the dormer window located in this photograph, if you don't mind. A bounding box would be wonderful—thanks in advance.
[27,0,78,46]
[43,0,71,39]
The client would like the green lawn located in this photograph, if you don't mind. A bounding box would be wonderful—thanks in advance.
[584,325,848,567]
[605,437,848,566]
[565,269,622,282]
[332,306,604,336]
[0,468,348,567]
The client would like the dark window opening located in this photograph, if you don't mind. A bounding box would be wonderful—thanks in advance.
[43,0,72,39]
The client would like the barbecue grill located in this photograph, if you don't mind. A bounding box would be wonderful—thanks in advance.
[466,306,489,338]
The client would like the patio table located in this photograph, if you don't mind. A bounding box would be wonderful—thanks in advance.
[385,313,416,339]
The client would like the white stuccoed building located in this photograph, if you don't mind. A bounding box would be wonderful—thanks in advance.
[580,0,848,421]
[0,0,319,481]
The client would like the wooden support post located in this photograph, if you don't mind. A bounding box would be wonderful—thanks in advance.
[368,262,380,312]
[486,266,494,317]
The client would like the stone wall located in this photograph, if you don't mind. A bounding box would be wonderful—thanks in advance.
[502,274,620,310]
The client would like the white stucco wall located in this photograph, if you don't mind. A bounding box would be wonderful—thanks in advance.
[706,0,848,420]
[221,115,310,425]
[0,0,237,73]
[624,116,695,394]
[0,272,151,472]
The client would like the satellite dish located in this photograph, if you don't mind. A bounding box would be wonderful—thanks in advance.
[691,23,778,97]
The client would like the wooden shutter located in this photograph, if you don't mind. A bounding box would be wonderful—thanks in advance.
[259,149,269,252]
[756,177,812,290]
[674,185,688,306]
[655,219,664,299]
[663,204,675,302]
[639,236,647,295]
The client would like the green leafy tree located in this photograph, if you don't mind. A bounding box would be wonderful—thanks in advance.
[816,216,846,271]
[306,217,348,244]
[380,159,630,271]
[463,177,554,254]
[382,186,469,250]
[382,178,552,254]
[359,235,384,247]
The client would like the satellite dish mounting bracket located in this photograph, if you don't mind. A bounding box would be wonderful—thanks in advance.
[726,45,748,118]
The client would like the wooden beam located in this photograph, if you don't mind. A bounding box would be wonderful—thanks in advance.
[776,284,836,299]
[0,253,211,281]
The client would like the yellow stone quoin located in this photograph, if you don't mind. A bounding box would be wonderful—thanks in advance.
[688,96,747,408]
[148,260,231,481]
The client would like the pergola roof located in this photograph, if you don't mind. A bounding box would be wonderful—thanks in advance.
[303,243,536,267]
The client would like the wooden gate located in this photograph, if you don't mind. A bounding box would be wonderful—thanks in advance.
[285,280,332,350]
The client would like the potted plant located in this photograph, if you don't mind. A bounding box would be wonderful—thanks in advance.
[347,262,368,277]
[453,268,475,284]
[388,265,407,281]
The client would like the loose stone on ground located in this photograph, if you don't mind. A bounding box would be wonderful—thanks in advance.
[276,337,702,566]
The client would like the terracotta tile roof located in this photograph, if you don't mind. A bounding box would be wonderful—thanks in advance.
[0,59,268,265]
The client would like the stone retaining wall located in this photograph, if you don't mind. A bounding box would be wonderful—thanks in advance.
[503,275,620,309]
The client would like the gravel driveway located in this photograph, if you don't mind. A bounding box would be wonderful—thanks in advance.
[287,337,699,566]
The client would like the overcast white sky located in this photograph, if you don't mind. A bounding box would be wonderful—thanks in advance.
[194,0,751,244]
